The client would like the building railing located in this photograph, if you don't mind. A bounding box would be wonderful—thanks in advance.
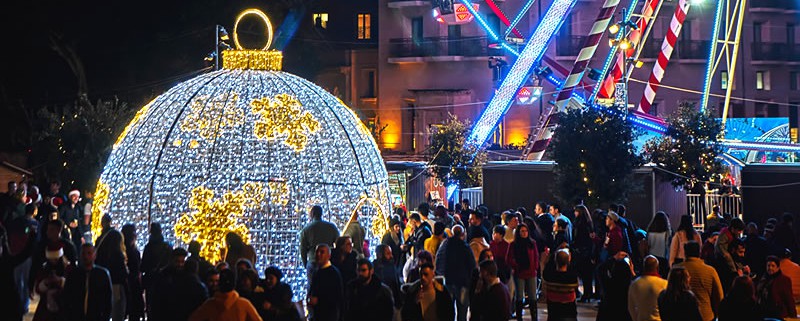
[687,193,742,228]
[388,37,503,58]
[460,187,483,208]
[750,0,798,10]
[676,40,710,60]
[555,35,586,57]
[752,42,790,61]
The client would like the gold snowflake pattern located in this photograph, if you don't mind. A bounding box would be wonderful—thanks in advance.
[268,181,290,206]
[174,182,265,263]
[180,92,244,140]
[251,94,321,151]
[90,181,111,242]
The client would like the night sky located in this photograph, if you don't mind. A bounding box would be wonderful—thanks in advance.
[0,0,321,150]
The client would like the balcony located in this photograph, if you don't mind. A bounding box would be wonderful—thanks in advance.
[750,42,799,63]
[388,37,503,63]
[555,35,586,58]
[675,40,710,61]
[749,0,798,12]
[388,0,428,9]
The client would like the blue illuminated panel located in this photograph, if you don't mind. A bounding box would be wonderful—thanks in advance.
[464,0,579,149]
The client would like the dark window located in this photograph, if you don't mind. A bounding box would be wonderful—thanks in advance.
[732,103,746,118]
[788,24,795,44]
[649,102,659,117]
[411,17,423,43]
[448,25,461,55]
[791,71,798,90]
[767,104,779,117]
[754,22,762,43]
[366,70,375,98]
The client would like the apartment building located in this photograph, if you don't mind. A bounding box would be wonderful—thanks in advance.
[323,0,800,154]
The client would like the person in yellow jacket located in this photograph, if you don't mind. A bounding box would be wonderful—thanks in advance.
[424,222,446,264]
[189,269,262,321]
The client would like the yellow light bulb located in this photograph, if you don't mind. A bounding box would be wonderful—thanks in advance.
[608,24,620,34]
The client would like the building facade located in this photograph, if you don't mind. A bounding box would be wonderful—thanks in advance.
[322,0,800,154]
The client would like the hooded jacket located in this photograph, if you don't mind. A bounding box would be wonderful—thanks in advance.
[189,290,262,321]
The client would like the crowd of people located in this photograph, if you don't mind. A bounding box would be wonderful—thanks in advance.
[1,178,799,321]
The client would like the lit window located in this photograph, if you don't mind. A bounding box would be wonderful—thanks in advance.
[357,14,371,40]
[721,71,728,90]
[313,13,328,29]
[756,71,764,90]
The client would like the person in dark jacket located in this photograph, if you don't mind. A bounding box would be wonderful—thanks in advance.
[407,213,432,256]
[332,236,358,286]
[58,190,84,247]
[308,243,344,321]
[471,259,511,321]
[718,276,763,321]
[150,247,208,321]
[374,244,404,310]
[94,214,129,321]
[571,205,594,302]
[141,222,172,289]
[743,223,769,278]
[1,223,36,321]
[435,224,475,321]
[344,258,394,321]
[657,266,702,321]
[261,266,300,321]
[382,216,405,268]
[121,224,144,321]
[596,254,634,321]
[299,205,340,272]
[29,219,77,293]
[757,255,797,319]
[401,263,455,321]
[62,243,113,321]
[187,240,214,279]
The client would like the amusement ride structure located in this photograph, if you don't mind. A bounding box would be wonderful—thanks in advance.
[432,0,800,197]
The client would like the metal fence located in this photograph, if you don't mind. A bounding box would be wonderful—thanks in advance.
[687,193,742,227]
[388,37,503,58]
[460,187,483,208]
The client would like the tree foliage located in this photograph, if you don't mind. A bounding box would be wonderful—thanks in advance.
[546,108,644,209]
[29,96,135,191]
[643,102,724,188]
[425,114,486,188]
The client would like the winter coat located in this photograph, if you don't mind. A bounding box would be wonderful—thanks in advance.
[61,265,113,321]
[344,277,394,321]
[401,278,455,321]
[189,290,262,321]
[435,236,475,287]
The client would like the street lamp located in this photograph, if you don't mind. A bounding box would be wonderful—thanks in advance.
[607,8,638,112]
[214,25,231,70]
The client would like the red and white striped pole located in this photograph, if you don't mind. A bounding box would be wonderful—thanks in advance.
[597,0,662,100]
[526,0,620,161]
[639,0,691,113]
[555,0,621,110]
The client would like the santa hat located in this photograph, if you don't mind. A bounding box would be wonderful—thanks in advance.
[45,243,64,261]
[68,190,80,198]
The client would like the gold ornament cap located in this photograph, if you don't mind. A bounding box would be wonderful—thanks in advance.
[222,9,282,71]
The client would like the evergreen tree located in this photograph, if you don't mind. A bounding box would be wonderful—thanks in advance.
[426,114,486,189]
[644,102,724,188]
[546,108,643,208]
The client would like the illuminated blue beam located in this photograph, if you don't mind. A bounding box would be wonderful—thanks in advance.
[464,0,579,149]
[699,0,725,111]
[588,0,639,102]
[719,141,800,152]
[504,0,536,38]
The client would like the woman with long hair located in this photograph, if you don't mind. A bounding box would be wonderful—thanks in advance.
[669,215,701,266]
[657,266,702,321]
[506,223,539,321]
[719,276,762,321]
[224,231,256,269]
[571,205,594,302]
[646,211,672,277]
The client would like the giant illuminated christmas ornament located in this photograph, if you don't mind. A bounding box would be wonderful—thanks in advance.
[91,9,391,299]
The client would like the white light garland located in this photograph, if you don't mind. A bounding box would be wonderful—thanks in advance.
[94,68,391,300]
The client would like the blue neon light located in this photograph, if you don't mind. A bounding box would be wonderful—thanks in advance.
[465,0,579,149]
[699,0,724,111]
[504,0,536,38]
[588,0,640,102]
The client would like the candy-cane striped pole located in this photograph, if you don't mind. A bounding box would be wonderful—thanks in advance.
[639,0,690,113]
[525,0,620,161]
[555,0,620,110]
[597,0,662,99]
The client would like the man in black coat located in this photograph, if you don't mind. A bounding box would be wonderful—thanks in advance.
[62,243,113,321]
[344,258,394,321]
[471,260,511,321]
[58,190,84,247]
[374,244,403,310]
[308,244,344,321]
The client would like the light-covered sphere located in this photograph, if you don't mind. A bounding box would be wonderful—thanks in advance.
[92,67,391,299]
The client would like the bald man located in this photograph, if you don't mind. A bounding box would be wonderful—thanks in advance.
[628,256,668,321]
